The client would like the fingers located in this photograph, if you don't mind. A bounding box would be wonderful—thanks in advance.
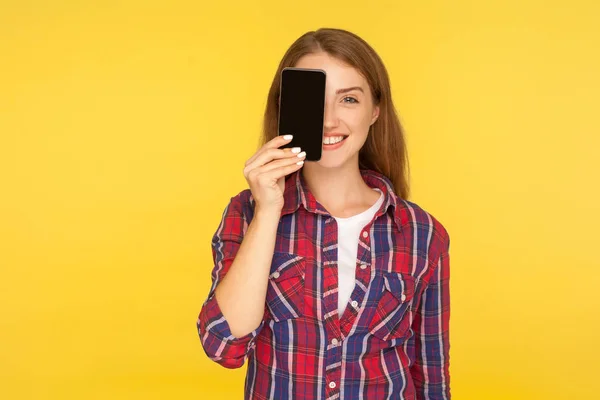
[258,150,306,174]
[244,148,304,180]
[245,135,294,167]
[244,139,303,180]
[248,153,305,183]
[268,159,305,180]
[245,146,299,175]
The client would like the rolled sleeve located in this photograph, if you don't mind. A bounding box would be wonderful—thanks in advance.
[196,193,264,369]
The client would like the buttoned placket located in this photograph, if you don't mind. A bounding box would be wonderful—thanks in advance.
[322,217,374,399]
[338,223,372,337]
[322,216,342,399]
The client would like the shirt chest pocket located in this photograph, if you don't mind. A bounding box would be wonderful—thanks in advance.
[265,252,306,323]
[368,271,415,342]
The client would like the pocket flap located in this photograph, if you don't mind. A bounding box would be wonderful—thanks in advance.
[382,272,415,302]
[269,252,305,282]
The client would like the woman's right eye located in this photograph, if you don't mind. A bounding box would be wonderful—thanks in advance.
[342,97,359,104]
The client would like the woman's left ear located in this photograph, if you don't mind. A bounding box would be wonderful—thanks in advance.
[370,106,380,125]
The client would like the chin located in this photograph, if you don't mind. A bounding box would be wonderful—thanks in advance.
[313,154,354,169]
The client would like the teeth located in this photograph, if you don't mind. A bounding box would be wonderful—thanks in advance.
[323,136,345,145]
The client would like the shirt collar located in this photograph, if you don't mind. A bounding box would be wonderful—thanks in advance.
[281,169,405,230]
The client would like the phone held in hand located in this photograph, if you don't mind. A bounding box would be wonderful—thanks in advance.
[277,67,326,162]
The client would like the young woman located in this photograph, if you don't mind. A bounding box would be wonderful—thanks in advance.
[197,28,451,400]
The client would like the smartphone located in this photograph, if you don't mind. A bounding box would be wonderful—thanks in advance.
[277,67,326,161]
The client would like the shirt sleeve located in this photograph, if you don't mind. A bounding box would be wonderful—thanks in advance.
[410,233,451,399]
[196,194,265,369]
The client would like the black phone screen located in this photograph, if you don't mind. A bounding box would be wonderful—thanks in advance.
[278,68,326,161]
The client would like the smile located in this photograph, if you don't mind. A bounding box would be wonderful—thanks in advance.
[323,135,349,150]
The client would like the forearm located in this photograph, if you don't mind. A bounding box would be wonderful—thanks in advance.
[214,206,280,338]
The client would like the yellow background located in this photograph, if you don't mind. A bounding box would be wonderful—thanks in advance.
[1,1,599,399]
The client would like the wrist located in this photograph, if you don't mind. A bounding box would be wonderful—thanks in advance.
[255,205,282,222]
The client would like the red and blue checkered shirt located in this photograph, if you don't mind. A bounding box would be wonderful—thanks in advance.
[197,169,451,399]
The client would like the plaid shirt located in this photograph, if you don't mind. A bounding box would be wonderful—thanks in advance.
[197,169,451,400]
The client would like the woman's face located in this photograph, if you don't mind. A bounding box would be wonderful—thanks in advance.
[294,52,379,169]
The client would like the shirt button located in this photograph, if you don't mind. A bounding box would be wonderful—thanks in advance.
[271,272,280,279]
[329,382,336,389]
[351,300,358,308]
[331,338,338,346]
[362,231,368,238]
[360,264,367,270]
[401,294,407,301]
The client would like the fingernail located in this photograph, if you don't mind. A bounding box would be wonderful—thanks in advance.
[297,151,306,158]
[297,160,304,166]
[291,147,301,154]
[283,134,293,140]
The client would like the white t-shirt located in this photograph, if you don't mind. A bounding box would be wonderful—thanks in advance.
[334,188,384,317]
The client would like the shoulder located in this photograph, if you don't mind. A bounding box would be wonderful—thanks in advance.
[393,196,450,256]
[224,188,256,221]
[212,189,256,242]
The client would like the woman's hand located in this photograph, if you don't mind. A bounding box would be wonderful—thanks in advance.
[243,135,306,213]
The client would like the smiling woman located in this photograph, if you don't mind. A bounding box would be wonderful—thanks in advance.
[196,27,450,400]
[262,37,410,197]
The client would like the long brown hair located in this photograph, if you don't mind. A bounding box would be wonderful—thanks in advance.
[260,28,411,200]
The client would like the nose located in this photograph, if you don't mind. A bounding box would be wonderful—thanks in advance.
[323,101,339,130]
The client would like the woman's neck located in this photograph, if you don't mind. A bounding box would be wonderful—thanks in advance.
[301,162,379,218]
